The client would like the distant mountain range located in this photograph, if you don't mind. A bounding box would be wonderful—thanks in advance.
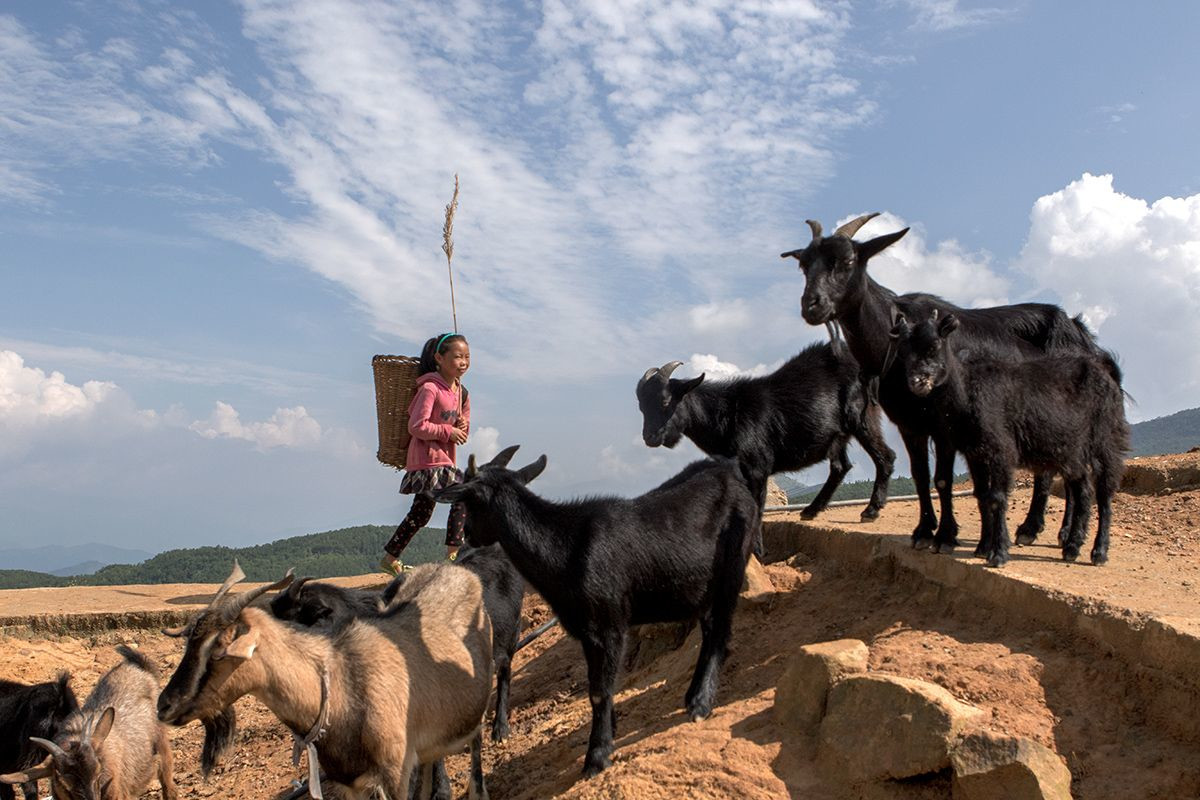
[0,543,154,576]
[1129,406,1200,457]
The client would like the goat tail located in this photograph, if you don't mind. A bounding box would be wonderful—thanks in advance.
[116,644,159,677]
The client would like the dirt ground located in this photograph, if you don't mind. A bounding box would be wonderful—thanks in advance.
[2,462,1198,799]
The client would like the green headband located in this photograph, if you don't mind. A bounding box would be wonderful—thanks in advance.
[436,333,459,352]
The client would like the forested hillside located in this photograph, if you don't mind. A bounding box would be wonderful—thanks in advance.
[0,525,447,589]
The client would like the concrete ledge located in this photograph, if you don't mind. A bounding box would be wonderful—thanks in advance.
[763,519,1200,743]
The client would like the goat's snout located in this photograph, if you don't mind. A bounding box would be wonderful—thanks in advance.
[801,294,831,324]
[909,375,935,396]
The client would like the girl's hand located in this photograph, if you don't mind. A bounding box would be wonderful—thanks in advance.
[455,416,468,431]
[451,427,468,445]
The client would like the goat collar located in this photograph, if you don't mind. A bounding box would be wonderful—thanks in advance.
[291,663,331,800]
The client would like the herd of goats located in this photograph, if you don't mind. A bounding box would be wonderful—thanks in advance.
[1,214,1129,799]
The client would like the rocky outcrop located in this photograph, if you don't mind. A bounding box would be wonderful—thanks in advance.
[951,730,1073,800]
[774,639,869,731]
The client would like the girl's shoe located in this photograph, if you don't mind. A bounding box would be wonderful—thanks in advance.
[379,556,404,577]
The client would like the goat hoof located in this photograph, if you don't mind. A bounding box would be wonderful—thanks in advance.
[582,754,611,778]
[491,722,509,742]
[1061,546,1080,563]
[1057,529,1069,547]
[934,542,956,555]
[1014,532,1037,546]
[912,537,934,551]
[986,553,1008,568]
[799,507,819,520]
[687,705,713,723]
[859,506,880,522]
[1090,551,1108,566]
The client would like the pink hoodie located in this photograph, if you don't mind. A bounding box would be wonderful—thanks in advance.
[405,372,471,471]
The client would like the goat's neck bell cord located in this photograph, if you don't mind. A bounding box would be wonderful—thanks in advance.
[291,663,331,800]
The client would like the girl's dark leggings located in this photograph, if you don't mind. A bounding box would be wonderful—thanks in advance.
[384,494,466,557]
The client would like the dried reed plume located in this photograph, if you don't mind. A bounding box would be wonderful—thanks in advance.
[443,174,460,332]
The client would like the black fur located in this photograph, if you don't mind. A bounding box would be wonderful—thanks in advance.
[436,446,760,777]
[893,312,1129,567]
[636,344,895,524]
[783,220,1104,551]
[0,674,78,800]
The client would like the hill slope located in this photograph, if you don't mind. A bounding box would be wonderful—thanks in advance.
[0,524,448,589]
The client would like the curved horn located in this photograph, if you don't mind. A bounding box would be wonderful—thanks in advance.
[833,212,880,239]
[210,561,247,607]
[29,737,67,762]
[286,576,313,599]
[161,624,190,638]
[805,219,823,241]
[930,307,939,321]
[659,361,685,379]
[230,569,295,614]
[640,367,659,384]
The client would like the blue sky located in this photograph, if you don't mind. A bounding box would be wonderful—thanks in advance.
[2,0,1198,554]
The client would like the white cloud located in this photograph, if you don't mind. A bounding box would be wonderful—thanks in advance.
[189,402,325,450]
[687,353,779,381]
[838,211,1010,308]
[1015,173,1200,419]
[891,0,1014,32]
[466,425,501,464]
[0,350,115,423]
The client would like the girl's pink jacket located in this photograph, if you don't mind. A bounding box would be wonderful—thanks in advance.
[405,372,471,471]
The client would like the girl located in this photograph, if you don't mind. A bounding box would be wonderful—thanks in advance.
[380,332,471,574]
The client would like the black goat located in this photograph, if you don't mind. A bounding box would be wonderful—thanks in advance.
[636,348,895,522]
[0,674,78,800]
[269,578,381,629]
[454,542,525,743]
[782,214,1103,552]
[436,445,759,777]
[892,311,1128,566]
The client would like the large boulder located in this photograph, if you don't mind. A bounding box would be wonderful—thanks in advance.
[775,639,869,732]
[819,674,984,781]
[951,730,1073,800]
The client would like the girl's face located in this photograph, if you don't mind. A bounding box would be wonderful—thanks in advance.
[436,339,470,382]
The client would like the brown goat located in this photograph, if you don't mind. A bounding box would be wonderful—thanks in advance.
[156,561,493,800]
[1,646,176,800]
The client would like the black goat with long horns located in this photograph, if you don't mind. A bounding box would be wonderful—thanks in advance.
[782,213,1104,553]
[636,348,895,523]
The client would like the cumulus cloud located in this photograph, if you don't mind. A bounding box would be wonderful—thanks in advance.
[0,350,117,426]
[890,0,1014,32]
[466,425,501,464]
[686,353,780,381]
[1014,173,1200,419]
[189,402,324,450]
[843,212,1010,308]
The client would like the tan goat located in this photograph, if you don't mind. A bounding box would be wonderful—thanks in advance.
[156,561,493,800]
[1,646,176,800]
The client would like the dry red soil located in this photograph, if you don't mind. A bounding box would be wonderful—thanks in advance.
[2,456,1198,799]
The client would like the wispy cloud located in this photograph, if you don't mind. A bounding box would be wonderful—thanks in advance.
[889,0,1014,32]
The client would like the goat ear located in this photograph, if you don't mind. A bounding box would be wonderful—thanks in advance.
[889,315,909,340]
[674,373,705,396]
[515,455,548,485]
[221,628,260,661]
[91,706,116,748]
[489,445,520,469]
[856,227,908,264]
[434,482,473,504]
[937,313,960,338]
[1,756,53,783]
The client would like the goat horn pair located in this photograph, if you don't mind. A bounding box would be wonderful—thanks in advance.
[834,212,880,239]
[30,738,67,761]
[229,570,296,614]
[287,576,314,599]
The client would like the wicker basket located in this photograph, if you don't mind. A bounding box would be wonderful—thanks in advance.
[372,354,422,469]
